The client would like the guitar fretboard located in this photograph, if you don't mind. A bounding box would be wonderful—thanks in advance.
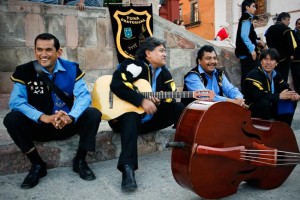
[140,91,208,99]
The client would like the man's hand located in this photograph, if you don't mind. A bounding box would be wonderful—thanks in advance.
[251,51,257,61]
[38,110,73,129]
[76,1,85,11]
[149,96,161,107]
[141,98,157,114]
[227,98,247,108]
[280,89,298,100]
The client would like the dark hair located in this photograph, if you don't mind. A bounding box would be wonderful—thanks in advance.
[34,33,60,51]
[295,18,300,26]
[135,37,166,60]
[260,48,280,62]
[276,12,290,22]
[196,45,217,65]
[241,0,256,13]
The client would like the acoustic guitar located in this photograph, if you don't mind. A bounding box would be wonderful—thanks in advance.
[91,75,214,120]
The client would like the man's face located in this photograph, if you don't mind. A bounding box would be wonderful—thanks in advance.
[34,39,62,72]
[145,44,166,69]
[199,51,217,74]
[246,3,256,15]
[261,55,277,74]
[295,20,300,30]
[281,17,290,26]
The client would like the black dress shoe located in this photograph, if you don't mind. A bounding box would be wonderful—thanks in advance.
[73,158,96,181]
[21,164,47,189]
[121,165,137,191]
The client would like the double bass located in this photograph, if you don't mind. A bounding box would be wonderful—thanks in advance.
[167,101,300,199]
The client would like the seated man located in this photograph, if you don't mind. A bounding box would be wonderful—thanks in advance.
[182,45,245,107]
[244,48,300,126]
[109,37,185,191]
[64,0,103,11]
[3,33,101,189]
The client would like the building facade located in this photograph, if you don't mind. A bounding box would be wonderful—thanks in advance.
[178,0,300,42]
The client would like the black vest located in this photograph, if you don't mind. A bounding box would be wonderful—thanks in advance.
[235,12,258,57]
[181,66,223,106]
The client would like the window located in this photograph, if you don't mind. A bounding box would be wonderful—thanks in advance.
[191,1,199,22]
[256,0,266,15]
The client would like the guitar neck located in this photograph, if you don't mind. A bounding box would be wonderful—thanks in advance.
[141,91,195,99]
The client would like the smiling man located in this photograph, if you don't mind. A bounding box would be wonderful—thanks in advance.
[182,45,245,107]
[3,33,101,189]
[244,48,300,126]
[109,37,185,191]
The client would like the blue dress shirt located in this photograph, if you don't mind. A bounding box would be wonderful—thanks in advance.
[9,59,91,123]
[184,65,243,102]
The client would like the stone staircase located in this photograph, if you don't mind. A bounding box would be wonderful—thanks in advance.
[0,107,175,175]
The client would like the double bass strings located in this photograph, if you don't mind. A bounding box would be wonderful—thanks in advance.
[240,149,300,166]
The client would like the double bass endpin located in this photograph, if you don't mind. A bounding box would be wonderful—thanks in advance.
[164,142,186,148]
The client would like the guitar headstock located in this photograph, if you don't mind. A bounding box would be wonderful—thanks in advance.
[193,90,215,101]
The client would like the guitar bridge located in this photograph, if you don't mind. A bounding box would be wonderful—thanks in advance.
[109,91,113,109]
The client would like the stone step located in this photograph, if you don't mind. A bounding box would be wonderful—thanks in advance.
[0,94,9,110]
[0,108,175,175]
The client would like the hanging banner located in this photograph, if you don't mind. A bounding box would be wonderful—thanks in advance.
[109,4,153,63]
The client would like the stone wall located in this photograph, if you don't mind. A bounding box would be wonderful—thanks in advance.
[0,0,240,109]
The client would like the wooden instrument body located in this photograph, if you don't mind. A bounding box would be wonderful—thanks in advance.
[91,75,214,120]
[91,75,147,120]
[171,101,299,199]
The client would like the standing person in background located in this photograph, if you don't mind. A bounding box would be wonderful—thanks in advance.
[291,18,300,93]
[215,22,231,41]
[265,12,297,82]
[235,0,261,92]
[3,33,102,189]
[252,16,267,57]
[64,0,103,11]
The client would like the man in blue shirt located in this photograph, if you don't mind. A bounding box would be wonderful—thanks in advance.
[235,0,263,92]
[182,45,245,107]
[3,33,101,189]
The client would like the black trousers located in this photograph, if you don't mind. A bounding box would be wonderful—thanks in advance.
[3,107,101,153]
[249,98,296,126]
[240,56,260,93]
[276,58,291,82]
[108,102,185,171]
[291,61,300,94]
